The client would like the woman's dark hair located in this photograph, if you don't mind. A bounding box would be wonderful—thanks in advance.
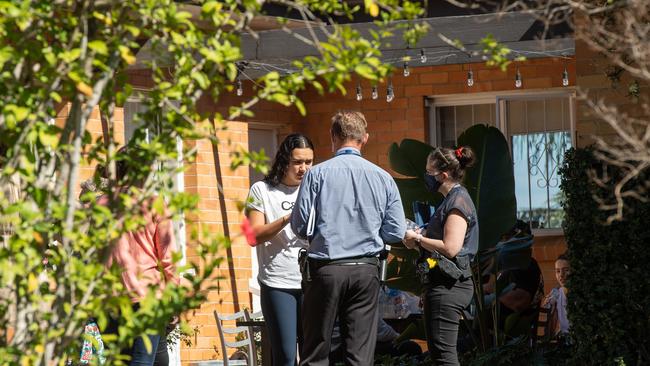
[427,146,476,181]
[557,253,569,262]
[115,145,130,182]
[263,133,314,187]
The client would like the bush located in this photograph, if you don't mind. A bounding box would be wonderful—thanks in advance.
[560,147,650,365]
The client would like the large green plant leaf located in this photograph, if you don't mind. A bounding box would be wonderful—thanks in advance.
[388,140,441,220]
[458,124,517,251]
[388,139,433,178]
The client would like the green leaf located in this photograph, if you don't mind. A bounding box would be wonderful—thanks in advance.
[88,40,108,55]
[38,128,58,148]
[354,64,377,80]
[458,124,516,250]
[388,139,433,177]
[192,72,209,89]
[294,98,306,116]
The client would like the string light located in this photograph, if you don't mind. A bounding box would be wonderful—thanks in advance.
[236,78,243,96]
[386,80,394,103]
[467,67,474,87]
[562,67,569,87]
[237,47,576,101]
[515,67,522,88]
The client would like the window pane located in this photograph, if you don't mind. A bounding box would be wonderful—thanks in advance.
[508,100,526,135]
[438,106,456,147]
[474,104,495,127]
[456,105,473,137]
[509,97,572,230]
[435,103,496,147]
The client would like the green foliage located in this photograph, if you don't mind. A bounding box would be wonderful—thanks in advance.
[0,0,429,365]
[460,336,567,366]
[457,124,516,251]
[559,147,650,365]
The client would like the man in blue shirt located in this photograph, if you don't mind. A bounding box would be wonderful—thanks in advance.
[291,110,406,366]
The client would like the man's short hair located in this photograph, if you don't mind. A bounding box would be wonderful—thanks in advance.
[331,110,367,142]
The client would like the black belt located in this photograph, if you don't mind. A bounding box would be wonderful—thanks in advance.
[308,256,379,270]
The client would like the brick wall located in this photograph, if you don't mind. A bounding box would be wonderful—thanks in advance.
[574,41,650,148]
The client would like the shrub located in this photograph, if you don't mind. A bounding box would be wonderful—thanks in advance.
[560,147,650,365]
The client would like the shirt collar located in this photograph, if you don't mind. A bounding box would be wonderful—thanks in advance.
[335,147,361,157]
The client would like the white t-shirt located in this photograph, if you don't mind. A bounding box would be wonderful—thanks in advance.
[247,181,308,289]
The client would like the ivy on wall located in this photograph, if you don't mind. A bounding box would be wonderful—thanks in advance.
[560,147,650,365]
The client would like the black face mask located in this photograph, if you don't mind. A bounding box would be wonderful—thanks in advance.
[424,174,442,194]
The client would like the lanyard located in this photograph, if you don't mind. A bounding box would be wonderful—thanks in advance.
[335,148,361,157]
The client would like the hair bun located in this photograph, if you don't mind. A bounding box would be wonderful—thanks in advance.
[456,146,475,168]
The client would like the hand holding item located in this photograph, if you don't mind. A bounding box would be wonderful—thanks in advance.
[403,229,422,249]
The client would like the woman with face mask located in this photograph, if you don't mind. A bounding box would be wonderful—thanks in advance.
[403,146,478,366]
[246,133,314,366]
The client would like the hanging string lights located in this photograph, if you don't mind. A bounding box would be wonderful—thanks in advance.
[233,47,574,101]
[386,79,395,103]
[467,65,474,87]
[562,65,569,87]
[515,66,523,88]
[236,77,243,96]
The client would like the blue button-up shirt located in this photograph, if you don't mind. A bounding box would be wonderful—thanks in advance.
[291,147,406,260]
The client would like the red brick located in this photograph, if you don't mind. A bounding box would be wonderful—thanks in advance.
[419,72,449,84]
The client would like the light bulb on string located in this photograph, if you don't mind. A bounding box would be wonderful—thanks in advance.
[403,61,410,77]
[467,69,474,87]
[420,49,427,63]
[356,82,363,101]
[562,67,569,87]
[386,80,394,103]
[236,78,243,96]
[515,67,522,88]
[371,85,378,100]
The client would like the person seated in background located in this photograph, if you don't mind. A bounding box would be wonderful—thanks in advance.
[329,317,422,364]
[543,253,571,337]
[484,257,545,331]
[374,318,422,359]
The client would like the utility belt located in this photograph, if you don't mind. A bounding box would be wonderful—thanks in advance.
[416,251,472,284]
[298,249,379,282]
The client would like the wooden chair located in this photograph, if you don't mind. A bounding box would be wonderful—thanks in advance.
[189,309,258,366]
[532,306,557,349]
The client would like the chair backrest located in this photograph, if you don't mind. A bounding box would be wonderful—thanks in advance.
[412,201,435,227]
[213,309,257,366]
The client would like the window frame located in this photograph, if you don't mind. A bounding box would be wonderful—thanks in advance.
[427,88,576,236]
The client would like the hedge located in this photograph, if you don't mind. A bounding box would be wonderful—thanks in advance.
[560,147,650,365]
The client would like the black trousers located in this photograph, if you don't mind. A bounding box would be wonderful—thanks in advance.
[300,263,380,366]
[423,271,474,366]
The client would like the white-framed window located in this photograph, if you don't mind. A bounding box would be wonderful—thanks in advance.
[246,123,279,313]
[427,89,575,235]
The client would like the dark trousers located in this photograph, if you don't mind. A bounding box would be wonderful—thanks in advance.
[260,282,303,366]
[423,272,474,366]
[104,304,169,366]
[300,263,380,366]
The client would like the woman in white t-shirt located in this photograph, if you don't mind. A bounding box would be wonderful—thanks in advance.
[246,133,314,366]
